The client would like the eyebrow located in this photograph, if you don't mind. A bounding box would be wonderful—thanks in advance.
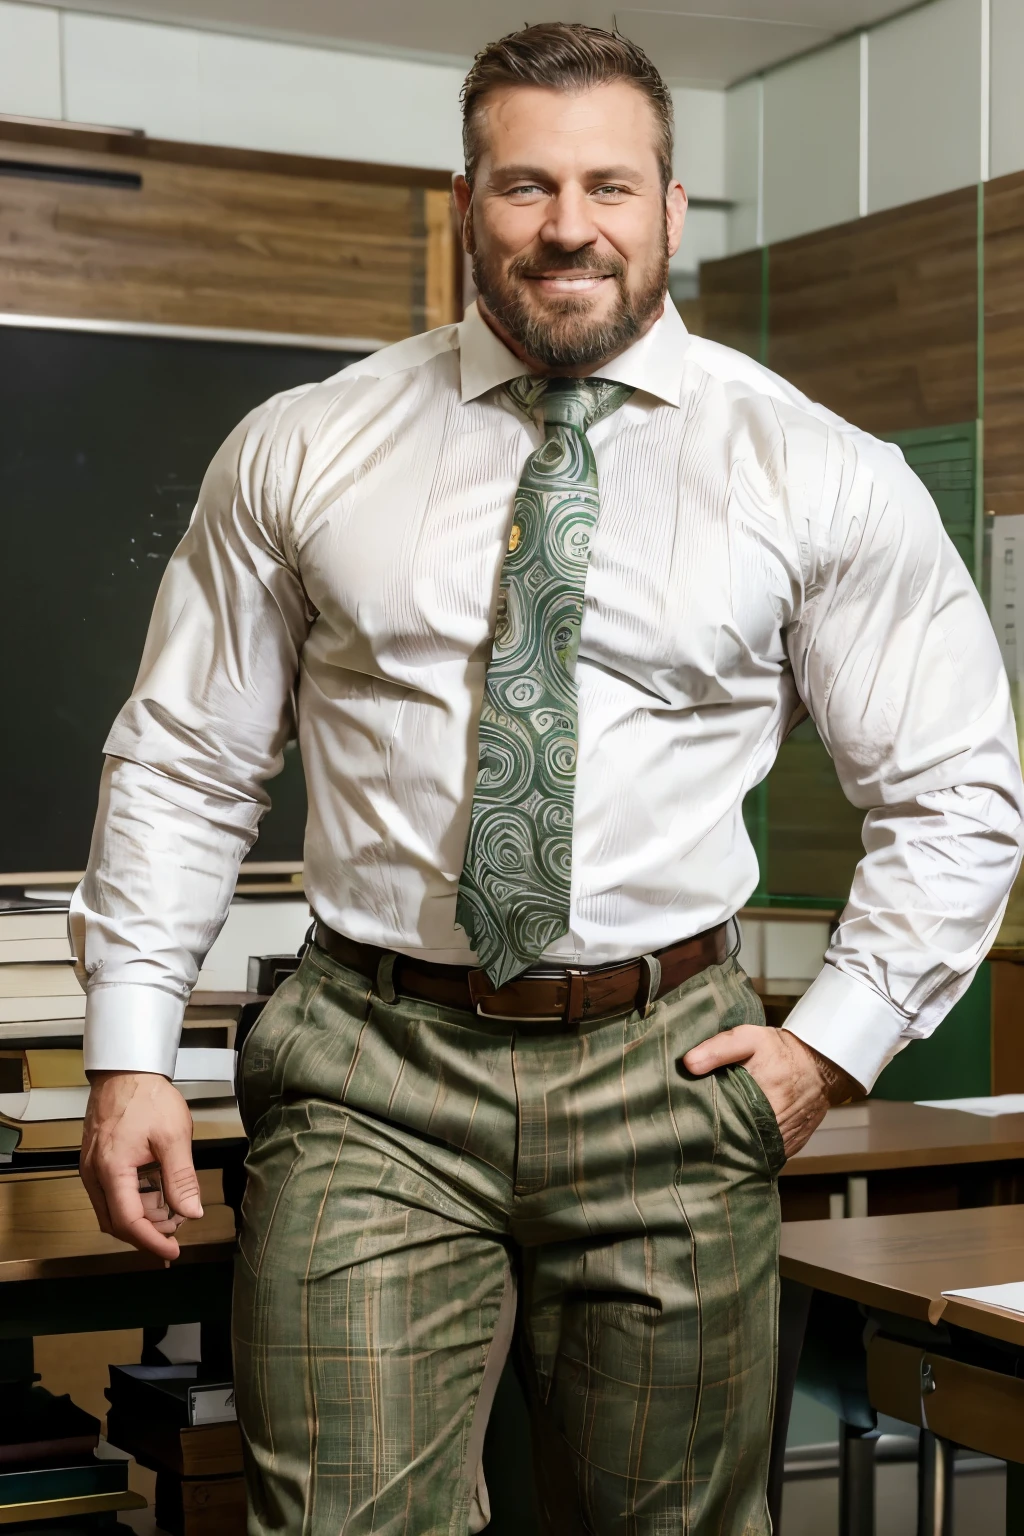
[489,164,645,184]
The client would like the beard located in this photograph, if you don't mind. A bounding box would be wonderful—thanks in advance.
[471,230,669,372]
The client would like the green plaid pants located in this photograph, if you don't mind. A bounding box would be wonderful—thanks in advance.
[232,944,784,1536]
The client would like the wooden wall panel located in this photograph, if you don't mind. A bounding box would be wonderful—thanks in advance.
[767,186,978,434]
[0,122,459,343]
[985,169,1024,516]
[693,248,762,359]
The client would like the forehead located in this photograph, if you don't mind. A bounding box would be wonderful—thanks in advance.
[473,81,663,174]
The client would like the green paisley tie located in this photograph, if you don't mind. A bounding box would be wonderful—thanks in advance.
[456,375,634,988]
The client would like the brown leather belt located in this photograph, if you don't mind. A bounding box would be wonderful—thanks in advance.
[313,920,729,1028]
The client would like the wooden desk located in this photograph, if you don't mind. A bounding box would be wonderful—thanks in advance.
[779,1101,1024,1221]
[771,1104,1024,1529]
[781,1204,1024,1327]
[0,1168,235,1338]
[781,1206,1024,1534]
[787,1102,1024,1177]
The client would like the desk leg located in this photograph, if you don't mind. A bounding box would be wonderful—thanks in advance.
[917,1431,954,1536]
[768,1279,812,1534]
[1005,1460,1024,1535]
[839,1422,875,1536]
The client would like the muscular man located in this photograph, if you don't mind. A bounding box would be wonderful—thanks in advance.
[75,22,1023,1535]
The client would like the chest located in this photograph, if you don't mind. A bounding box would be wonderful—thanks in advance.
[295,405,793,689]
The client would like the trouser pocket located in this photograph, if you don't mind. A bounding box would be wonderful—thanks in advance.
[729,1062,787,1177]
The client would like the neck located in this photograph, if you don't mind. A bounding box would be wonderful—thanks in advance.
[476,295,665,378]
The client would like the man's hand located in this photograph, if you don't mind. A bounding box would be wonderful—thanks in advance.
[681,1026,860,1159]
[81,1072,204,1261]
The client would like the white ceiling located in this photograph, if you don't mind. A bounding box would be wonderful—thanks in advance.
[24,0,920,86]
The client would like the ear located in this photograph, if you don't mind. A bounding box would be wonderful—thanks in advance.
[665,179,687,261]
[452,174,473,253]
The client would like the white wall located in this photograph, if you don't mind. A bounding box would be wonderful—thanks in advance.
[726,77,761,255]
[725,0,1021,255]
[762,35,860,245]
[0,3,728,206]
[868,0,983,215]
[671,84,728,276]
[0,1,61,118]
[991,0,1024,180]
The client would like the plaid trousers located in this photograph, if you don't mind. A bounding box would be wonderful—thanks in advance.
[232,944,784,1536]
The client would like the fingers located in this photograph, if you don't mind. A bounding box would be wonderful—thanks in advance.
[79,1156,113,1235]
[156,1142,204,1222]
[102,1163,183,1261]
[81,1073,200,1260]
[680,1024,762,1077]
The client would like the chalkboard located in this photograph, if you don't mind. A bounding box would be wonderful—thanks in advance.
[1,321,369,876]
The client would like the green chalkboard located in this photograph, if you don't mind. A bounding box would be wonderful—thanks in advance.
[0,321,368,877]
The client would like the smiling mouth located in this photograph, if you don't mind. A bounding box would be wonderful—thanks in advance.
[525,272,615,294]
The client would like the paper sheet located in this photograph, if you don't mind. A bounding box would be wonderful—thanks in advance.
[914,1094,1024,1116]
[942,1281,1024,1313]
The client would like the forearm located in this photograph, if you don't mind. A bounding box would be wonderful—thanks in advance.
[72,755,262,1075]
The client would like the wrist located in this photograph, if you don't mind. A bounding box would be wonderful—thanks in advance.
[782,1029,859,1106]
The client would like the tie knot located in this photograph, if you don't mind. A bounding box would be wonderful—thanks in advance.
[505,375,633,433]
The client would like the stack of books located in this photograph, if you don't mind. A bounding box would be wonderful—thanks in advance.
[0,1377,145,1529]
[0,906,83,1042]
[0,1047,239,1166]
[105,1366,244,1536]
[0,901,247,1170]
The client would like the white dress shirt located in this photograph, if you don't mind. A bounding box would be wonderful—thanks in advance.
[71,298,1024,1090]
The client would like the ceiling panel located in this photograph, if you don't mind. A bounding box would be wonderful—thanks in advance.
[617,10,833,86]
[16,0,918,85]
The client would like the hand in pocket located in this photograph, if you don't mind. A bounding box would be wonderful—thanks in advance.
[681,1025,860,1159]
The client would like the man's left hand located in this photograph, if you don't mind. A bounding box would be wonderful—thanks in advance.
[681,1026,860,1160]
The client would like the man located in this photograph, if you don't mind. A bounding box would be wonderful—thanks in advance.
[76,21,1022,1536]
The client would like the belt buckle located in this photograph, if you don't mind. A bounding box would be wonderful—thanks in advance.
[475,1003,566,1024]
[470,964,578,1026]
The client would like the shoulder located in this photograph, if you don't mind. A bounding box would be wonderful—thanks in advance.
[242,322,461,456]
[215,323,461,538]
[682,333,919,522]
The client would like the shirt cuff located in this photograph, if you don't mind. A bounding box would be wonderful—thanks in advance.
[82,984,184,1078]
[781,964,909,1093]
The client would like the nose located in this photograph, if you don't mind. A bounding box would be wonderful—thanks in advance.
[538,184,600,254]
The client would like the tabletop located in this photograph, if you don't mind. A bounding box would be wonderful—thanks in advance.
[780,1203,1024,1347]
[782,1099,1024,1177]
[0,1165,236,1283]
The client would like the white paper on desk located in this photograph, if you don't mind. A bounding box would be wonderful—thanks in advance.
[942,1281,1024,1314]
[915,1094,1024,1116]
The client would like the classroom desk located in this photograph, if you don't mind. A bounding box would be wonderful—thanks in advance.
[781,1206,1024,1535]
[768,1103,1024,1530]
[0,1168,236,1340]
[780,1101,1024,1219]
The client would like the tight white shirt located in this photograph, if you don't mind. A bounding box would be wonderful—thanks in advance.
[72,298,1024,1090]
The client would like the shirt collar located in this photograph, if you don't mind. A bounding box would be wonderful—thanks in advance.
[457,295,689,409]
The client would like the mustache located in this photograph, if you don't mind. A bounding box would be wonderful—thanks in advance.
[508,246,626,282]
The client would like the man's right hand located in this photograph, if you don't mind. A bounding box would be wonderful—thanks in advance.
[81,1072,204,1261]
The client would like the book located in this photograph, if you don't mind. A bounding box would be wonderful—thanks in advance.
[0,997,85,1024]
[106,1367,236,1430]
[0,1082,234,1123]
[0,1458,127,1505]
[0,1100,245,1156]
[104,1413,242,1479]
[155,1468,246,1536]
[0,911,69,943]
[0,1386,99,1466]
[0,937,75,964]
[0,1047,236,1124]
[0,967,81,999]
[0,1047,235,1094]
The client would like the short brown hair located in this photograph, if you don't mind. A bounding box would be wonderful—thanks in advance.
[461,22,675,190]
